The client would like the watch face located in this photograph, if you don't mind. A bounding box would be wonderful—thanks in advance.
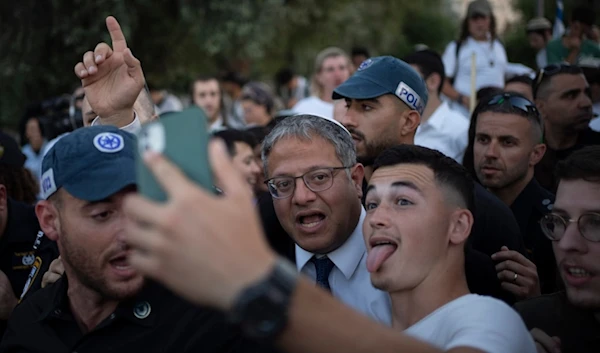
[240,296,286,338]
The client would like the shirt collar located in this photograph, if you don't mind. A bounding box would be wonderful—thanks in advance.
[295,207,367,280]
[420,101,450,131]
[36,276,159,329]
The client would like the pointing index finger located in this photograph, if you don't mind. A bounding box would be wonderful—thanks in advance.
[106,16,128,53]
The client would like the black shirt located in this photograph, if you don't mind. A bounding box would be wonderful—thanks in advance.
[515,292,600,353]
[535,128,600,193]
[470,183,527,257]
[0,198,59,339]
[0,277,278,353]
[510,178,557,294]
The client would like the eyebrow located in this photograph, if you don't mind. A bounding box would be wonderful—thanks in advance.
[366,180,424,196]
[559,88,582,98]
[271,165,334,178]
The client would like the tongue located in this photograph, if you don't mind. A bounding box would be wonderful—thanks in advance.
[367,245,396,273]
[301,214,324,224]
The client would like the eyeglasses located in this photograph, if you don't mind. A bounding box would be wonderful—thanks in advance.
[533,63,582,97]
[265,167,351,199]
[540,213,600,242]
[485,93,542,124]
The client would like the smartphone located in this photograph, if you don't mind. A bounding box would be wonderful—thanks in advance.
[136,106,214,202]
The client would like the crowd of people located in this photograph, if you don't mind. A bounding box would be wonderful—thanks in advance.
[1,0,600,352]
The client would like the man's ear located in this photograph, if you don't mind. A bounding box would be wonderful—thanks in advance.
[427,73,442,94]
[400,110,421,137]
[350,163,365,200]
[530,143,547,166]
[35,200,61,242]
[448,209,474,245]
[0,185,7,214]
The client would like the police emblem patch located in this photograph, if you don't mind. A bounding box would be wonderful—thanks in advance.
[357,58,373,71]
[19,256,42,302]
[93,132,124,153]
[22,254,35,266]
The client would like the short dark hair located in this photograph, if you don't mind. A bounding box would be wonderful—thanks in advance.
[275,68,295,87]
[506,75,533,87]
[571,6,595,26]
[472,92,543,142]
[221,71,247,87]
[351,47,370,58]
[476,86,503,103]
[0,165,39,204]
[555,146,600,184]
[534,64,583,99]
[372,145,475,213]
[403,49,445,95]
[212,129,258,157]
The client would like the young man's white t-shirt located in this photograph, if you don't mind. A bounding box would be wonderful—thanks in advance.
[292,96,334,120]
[404,294,536,353]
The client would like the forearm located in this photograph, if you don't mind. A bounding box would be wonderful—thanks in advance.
[275,280,440,353]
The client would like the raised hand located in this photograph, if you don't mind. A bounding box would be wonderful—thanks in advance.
[74,16,145,123]
[123,141,276,310]
[42,257,64,289]
[492,246,541,300]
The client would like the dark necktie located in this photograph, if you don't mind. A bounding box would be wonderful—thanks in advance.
[310,256,335,292]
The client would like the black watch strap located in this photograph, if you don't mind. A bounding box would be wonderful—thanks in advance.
[229,257,299,341]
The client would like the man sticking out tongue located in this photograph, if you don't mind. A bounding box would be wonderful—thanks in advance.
[362,144,536,353]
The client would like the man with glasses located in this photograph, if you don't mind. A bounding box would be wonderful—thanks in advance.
[533,63,600,193]
[516,146,600,353]
[260,114,391,325]
[471,93,557,300]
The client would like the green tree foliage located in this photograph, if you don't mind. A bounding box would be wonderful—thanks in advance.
[1,0,456,128]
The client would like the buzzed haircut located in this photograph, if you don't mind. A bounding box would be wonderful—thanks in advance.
[506,75,533,87]
[533,65,583,99]
[473,92,543,143]
[555,145,600,184]
[212,129,258,157]
[372,145,475,213]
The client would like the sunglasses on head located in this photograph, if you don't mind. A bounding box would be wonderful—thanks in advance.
[482,93,544,143]
[533,63,582,96]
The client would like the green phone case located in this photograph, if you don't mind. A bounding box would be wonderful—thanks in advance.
[136,107,214,202]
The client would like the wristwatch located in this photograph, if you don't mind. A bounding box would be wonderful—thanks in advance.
[229,257,299,341]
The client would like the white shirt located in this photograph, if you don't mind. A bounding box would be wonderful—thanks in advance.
[405,294,536,353]
[536,49,548,69]
[292,96,334,120]
[295,207,392,325]
[443,37,508,117]
[414,102,469,163]
[590,103,600,132]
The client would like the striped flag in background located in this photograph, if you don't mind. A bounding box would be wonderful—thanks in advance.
[553,0,566,39]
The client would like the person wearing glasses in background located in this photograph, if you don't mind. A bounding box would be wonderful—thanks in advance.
[471,93,557,301]
[533,64,600,193]
[516,146,600,353]
[260,114,392,325]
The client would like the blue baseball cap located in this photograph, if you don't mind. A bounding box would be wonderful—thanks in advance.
[40,126,137,201]
[333,56,428,115]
